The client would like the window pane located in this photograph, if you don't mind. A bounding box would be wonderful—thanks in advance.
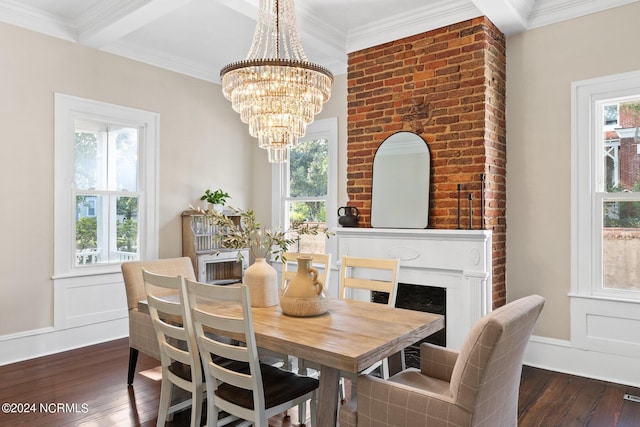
[287,200,326,254]
[116,196,139,261]
[603,104,618,126]
[74,131,99,190]
[604,140,620,190]
[603,99,640,193]
[289,138,328,197]
[75,195,103,265]
[111,127,138,191]
[603,201,640,291]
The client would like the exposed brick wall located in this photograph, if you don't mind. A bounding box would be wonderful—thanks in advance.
[346,17,507,308]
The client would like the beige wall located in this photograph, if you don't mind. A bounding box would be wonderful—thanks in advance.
[0,21,348,337]
[506,2,640,339]
[0,22,258,335]
[8,0,636,345]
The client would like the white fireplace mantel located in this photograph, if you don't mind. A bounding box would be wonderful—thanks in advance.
[334,228,492,350]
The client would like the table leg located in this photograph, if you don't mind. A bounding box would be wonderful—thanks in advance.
[316,365,341,427]
[387,350,405,376]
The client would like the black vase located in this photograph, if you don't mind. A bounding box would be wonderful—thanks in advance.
[338,206,360,227]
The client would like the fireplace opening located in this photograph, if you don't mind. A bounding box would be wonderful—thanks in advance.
[373,283,446,369]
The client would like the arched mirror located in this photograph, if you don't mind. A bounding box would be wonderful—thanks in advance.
[371,132,430,228]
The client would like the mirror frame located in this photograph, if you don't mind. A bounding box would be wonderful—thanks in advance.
[370,131,430,229]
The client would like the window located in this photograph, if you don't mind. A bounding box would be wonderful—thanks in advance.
[572,72,640,299]
[604,139,620,188]
[272,118,337,254]
[54,94,159,277]
[603,103,619,127]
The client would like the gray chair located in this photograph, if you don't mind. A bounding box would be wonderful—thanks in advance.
[339,294,545,427]
[121,257,196,385]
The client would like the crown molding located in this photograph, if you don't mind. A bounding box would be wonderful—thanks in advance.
[0,0,76,41]
[528,0,640,29]
[346,0,481,54]
[1,0,637,83]
[470,0,534,35]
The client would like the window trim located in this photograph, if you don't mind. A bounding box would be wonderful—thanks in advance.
[54,93,159,278]
[571,70,640,301]
[271,117,338,254]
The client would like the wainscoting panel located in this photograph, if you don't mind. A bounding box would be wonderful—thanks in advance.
[570,295,640,357]
[525,335,640,388]
[54,272,128,329]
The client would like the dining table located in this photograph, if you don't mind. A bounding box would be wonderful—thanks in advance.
[140,296,444,426]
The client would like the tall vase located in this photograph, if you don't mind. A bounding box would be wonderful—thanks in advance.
[244,257,278,307]
[280,255,329,317]
[282,256,323,298]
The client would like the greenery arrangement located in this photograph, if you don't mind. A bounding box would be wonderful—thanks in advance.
[200,188,231,206]
[198,206,332,261]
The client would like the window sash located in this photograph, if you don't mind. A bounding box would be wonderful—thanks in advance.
[54,93,158,278]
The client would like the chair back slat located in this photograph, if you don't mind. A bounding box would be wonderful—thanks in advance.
[282,252,332,290]
[339,255,399,306]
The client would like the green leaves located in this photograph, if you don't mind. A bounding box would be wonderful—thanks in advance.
[200,206,332,261]
[200,188,231,205]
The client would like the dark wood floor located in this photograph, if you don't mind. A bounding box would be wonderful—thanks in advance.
[1,338,639,426]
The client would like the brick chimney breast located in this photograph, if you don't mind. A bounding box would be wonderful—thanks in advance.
[346,17,507,308]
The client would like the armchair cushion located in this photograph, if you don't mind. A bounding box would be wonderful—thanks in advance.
[339,294,545,427]
[356,374,468,426]
[419,342,459,382]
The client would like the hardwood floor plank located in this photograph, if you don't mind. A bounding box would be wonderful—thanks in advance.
[617,391,640,427]
[587,382,625,426]
[2,338,640,426]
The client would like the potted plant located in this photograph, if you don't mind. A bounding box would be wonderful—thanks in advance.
[198,206,332,307]
[200,188,230,212]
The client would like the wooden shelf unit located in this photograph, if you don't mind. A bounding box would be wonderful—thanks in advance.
[181,210,248,284]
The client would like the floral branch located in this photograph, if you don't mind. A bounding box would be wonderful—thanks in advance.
[192,206,333,261]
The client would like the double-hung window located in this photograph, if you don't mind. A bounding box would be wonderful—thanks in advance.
[573,76,640,299]
[54,94,159,277]
[572,70,640,355]
[272,117,337,254]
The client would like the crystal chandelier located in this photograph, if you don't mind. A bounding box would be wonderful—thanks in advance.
[220,0,333,163]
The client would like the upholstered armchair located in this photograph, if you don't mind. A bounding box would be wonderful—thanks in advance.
[121,257,196,385]
[339,294,545,427]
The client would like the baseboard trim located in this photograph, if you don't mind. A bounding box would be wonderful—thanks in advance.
[524,335,640,388]
[0,317,127,366]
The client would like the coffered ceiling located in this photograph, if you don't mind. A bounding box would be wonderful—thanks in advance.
[0,0,637,83]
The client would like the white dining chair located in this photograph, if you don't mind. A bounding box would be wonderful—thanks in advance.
[142,269,203,427]
[338,255,400,400]
[183,278,319,427]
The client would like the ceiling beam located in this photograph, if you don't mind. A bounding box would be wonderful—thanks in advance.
[470,0,534,35]
[77,0,193,48]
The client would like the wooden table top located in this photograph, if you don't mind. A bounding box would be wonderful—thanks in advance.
[140,296,443,373]
[211,298,443,374]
